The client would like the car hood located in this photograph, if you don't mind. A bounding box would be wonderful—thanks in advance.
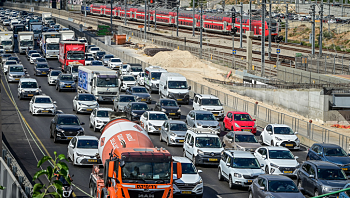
[117,102,130,107]
[149,120,166,127]
[173,174,201,184]
[236,142,261,149]
[50,76,58,79]
[269,192,305,198]
[57,125,83,131]
[324,156,350,165]
[77,101,98,105]
[34,103,54,108]
[231,168,264,176]
[273,134,298,141]
[9,72,25,75]
[36,68,49,71]
[168,89,189,94]
[196,147,223,153]
[95,117,110,122]
[319,179,349,187]
[269,159,298,167]
[123,80,136,84]
[60,80,75,84]
[102,58,109,62]
[132,93,150,98]
[235,121,255,127]
[131,110,146,115]
[21,88,39,92]
[201,106,223,111]
[171,131,187,136]
[74,148,98,156]
[162,106,180,111]
[196,120,219,126]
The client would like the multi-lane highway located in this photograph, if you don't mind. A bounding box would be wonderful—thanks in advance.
[1,32,310,198]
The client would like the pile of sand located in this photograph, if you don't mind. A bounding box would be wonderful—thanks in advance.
[149,49,209,69]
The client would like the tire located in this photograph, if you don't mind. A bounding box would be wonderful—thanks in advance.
[192,155,197,166]
[89,182,96,197]
[58,86,61,92]
[56,84,58,90]
[67,151,70,161]
[314,189,319,197]
[19,94,22,100]
[93,124,98,132]
[271,140,274,146]
[53,132,58,143]
[159,134,163,142]
[265,165,269,174]
[297,180,303,192]
[228,175,234,189]
[260,135,264,145]
[183,150,186,157]
[218,168,223,181]
[72,155,76,166]
[223,123,227,131]
[50,129,53,138]
[306,156,310,161]
[231,126,234,131]
[89,121,92,128]
[166,138,170,146]
[248,191,253,198]
[72,104,75,111]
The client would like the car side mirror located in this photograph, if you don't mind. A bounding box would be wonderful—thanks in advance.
[309,175,314,178]
[189,142,193,147]
[295,156,299,159]
[188,86,191,90]
[164,128,168,131]
[71,174,74,178]
[81,122,85,125]
[226,163,230,167]
[317,152,322,156]
[69,144,74,148]
[190,117,194,120]
[222,143,226,148]
[260,164,264,167]
[253,119,256,121]
[39,86,41,88]
[268,131,272,134]
[198,170,202,173]
[150,108,153,111]
[53,101,57,104]
[262,155,267,159]
[179,105,181,107]
[295,132,298,135]
[164,85,167,89]
[259,186,265,191]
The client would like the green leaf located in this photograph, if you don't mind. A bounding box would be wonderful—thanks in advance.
[47,166,54,181]
[37,156,51,168]
[33,183,44,192]
[58,169,71,185]
[48,191,61,198]
[53,180,63,196]
[54,151,57,158]
[32,193,45,198]
[57,162,69,172]
[58,154,68,161]
[0,185,5,190]
[33,170,48,181]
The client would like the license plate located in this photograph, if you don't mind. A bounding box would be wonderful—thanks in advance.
[177,99,183,101]
[28,94,34,96]
[169,113,176,115]
[208,158,218,162]
[66,86,71,88]
[247,180,252,183]
[181,191,191,194]
[42,110,49,113]
[285,144,293,147]
[42,72,46,74]
[283,171,293,174]
[213,114,218,116]
[243,129,251,131]
[141,99,146,101]
[343,168,348,171]
[67,137,73,140]
[86,109,92,111]
[178,140,184,143]
[15,78,20,81]
[88,159,97,162]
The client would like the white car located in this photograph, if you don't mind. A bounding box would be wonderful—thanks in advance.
[85,57,94,65]
[192,94,224,121]
[254,146,299,176]
[3,60,18,74]
[72,93,99,114]
[67,136,101,166]
[29,53,41,64]
[218,150,264,188]
[88,47,100,55]
[29,95,56,115]
[120,64,129,75]
[89,107,113,132]
[47,70,62,85]
[3,19,10,26]
[120,75,136,91]
[172,156,203,197]
[260,124,300,150]
[136,72,145,86]
[140,111,168,133]
[108,58,122,70]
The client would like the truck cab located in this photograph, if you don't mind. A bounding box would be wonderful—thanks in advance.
[18,32,34,54]
[0,32,14,52]
[44,38,59,59]
[144,66,168,93]
[159,72,191,104]
[65,62,81,81]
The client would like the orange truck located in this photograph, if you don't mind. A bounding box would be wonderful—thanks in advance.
[89,116,182,198]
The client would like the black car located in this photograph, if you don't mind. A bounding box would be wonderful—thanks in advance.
[154,99,181,119]
[26,50,37,60]
[95,51,106,60]
[123,102,150,121]
[42,27,48,32]
[297,160,349,197]
[7,56,20,64]
[50,114,85,143]
[126,86,151,104]
[34,63,50,76]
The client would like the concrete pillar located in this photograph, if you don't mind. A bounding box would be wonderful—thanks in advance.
[246,31,254,71]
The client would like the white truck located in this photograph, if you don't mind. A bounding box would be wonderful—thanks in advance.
[159,72,191,104]
[78,66,120,102]
[42,12,52,25]
[29,22,42,40]
[60,30,75,41]
[44,38,60,59]
[18,32,34,54]
[0,32,14,52]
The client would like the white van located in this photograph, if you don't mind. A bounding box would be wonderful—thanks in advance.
[159,72,191,104]
[144,66,167,93]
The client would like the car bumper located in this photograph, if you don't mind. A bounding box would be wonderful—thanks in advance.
[130,115,141,121]
[196,126,221,134]
[167,136,185,145]
[21,92,40,98]
[276,141,300,150]
[19,47,28,53]
[173,183,203,196]
[33,108,55,115]
[49,79,57,85]
[210,111,224,120]
[233,127,257,134]
[95,122,108,130]
[36,71,49,76]
[59,85,76,90]
[46,54,59,58]
[231,177,255,187]
[74,157,102,165]
[167,95,190,104]
[8,76,21,82]
[77,106,97,113]
[195,155,220,165]
[136,97,152,103]
[148,126,162,133]
[110,65,120,70]
[95,95,115,102]
[269,167,297,176]
[165,111,181,119]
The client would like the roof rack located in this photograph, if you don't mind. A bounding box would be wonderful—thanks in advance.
[187,126,218,134]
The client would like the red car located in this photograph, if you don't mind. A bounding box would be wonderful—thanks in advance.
[223,111,257,134]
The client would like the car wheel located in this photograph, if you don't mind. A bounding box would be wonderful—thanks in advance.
[231,126,234,131]
[73,104,75,111]
[72,155,76,166]
[271,140,274,146]
[228,175,234,189]
[314,189,319,197]
[297,180,303,192]
[265,165,269,174]
[248,191,253,198]
[58,86,61,92]
[223,123,227,131]
[260,135,264,145]
[53,132,58,143]
[67,151,70,161]
[306,156,310,161]
[56,84,58,90]
[50,130,53,138]
[159,134,163,142]
[166,138,170,146]
[19,94,22,100]
[218,168,223,181]
[89,121,92,128]
[90,182,96,197]
[192,155,197,166]
[93,124,98,132]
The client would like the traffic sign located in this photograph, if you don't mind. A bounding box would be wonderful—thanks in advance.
[232,50,236,55]
[276,49,281,54]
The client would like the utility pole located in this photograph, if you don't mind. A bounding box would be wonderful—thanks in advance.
[249,0,251,31]
[328,2,330,34]
[0,71,2,158]
[240,2,243,48]
[176,4,179,37]
[124,0,127,25]
[148,11,150,31]
[192,0,195,36]
[144,0,147,40]
[84,0,87,27]
[261,0,265,76]
[268,2,272,60]
[200,3,203,59]
[110,0,113,34]
[285,4,288,43]
[310,4,315,55]
[319,2,323,56]
[231,6,236,69]
[154,3,157,30]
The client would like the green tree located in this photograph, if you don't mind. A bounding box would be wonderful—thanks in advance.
[32,152,71,198]
[189,0,199,8]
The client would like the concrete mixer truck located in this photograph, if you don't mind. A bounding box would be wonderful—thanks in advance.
[89,113,182,198]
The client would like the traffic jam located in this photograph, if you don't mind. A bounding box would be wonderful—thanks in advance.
[1,7,350,198]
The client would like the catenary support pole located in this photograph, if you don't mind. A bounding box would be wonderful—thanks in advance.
[311,4,315,55]
[268,2,271,60]
[177,5,179,37]
[200,4,203,59]
[144,0,147,39]
[110,0,113,34]
[285,4,288,43]
[261,0,266,76]
[192,0,195,36]
[124,0,127,25]
[249,0,251,31]
[240,2,243,48]
[319,2,323,56]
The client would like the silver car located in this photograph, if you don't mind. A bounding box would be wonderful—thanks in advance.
[113,94,136,112]
[185,110,221,134]
[7,65,25,82]
[102,54,114,65]
[160,120,188,146]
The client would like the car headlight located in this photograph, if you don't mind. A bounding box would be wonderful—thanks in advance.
[60,82,65,85]
[76,153,84,157]
[57,128,64,133]
[96,120,103,123]
[35,89,40,93]
[195,179,203,185]
[275,137,282,141]
[161,108,166,112]
[235,123,240,128]
[149,123,153,126]
[322,185,332,192]
[77,129,84,134]
[177,109,181,112]
[217,123,220,128]
[270,163,279,168]
[170,132,176,136]
[221,109,224,113]
[94,103,99,106]
[78,102,82,105]
[197,122,201,126]
[197,149,204,155]
[21,89,25,92]
[234,173,242,178]
[131,112,137,116]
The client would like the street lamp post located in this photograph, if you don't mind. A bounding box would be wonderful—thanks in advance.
[199,3,203,59]
[176,4,179,37]
[110,0,113,34]
[124,0,127,25]
[144,0,147,39]
[192,0,195,36]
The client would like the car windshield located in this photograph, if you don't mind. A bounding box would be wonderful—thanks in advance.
[78,95,96,101]
[119,96,136,102]
[168,81,188,89]
[67,52,84,60]
[196,113,215,121]
[9,66,23,72]
[20,40,33,46]
[37,64,48,68]
[268,180,299,193]
[170,123,187,131]
[131,104,148,110]
[92,61,103,65]
[2,54,11,58]
[6,61,16,65]
[122,65,128,69]
[268,150,294,159]
[47,43,59,50]
[160,100,178,107]
[86,57,94,61]
[318,168,347,180]
[151,72,162,80]
[232,158,260,169]
[173,162,197,174]
[31,53,40,57]
[235,134,258,143]
[132,87,148,93]
[104,55,113,59]
[273,127,294,135]
[36,58,46,62]
[76,140,98,149]
[35,97,51,103]
[233,114,252,121]
[201,99,222,106]
[51,71,61,76]
[21,82,37,88]
[97,110,111,117]
[96,77,117,87]
[57,117,80,125]
[111,59,121,62]
[121,161,171,182]
[131,67,142,72]
[90,47,99,51]
[96,52,105,56]
[149,113,168,120]
[60,75,73,81]
[324,147,348,157]
[71,67,78,73]
[195,137,221,148]
[123,76,135,81]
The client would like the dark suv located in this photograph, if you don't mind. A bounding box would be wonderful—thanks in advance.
[50,114,85,143]
[306,143,350,175]
[123,102,150,121]
[154,99,181,119]
[297,160,349,197]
